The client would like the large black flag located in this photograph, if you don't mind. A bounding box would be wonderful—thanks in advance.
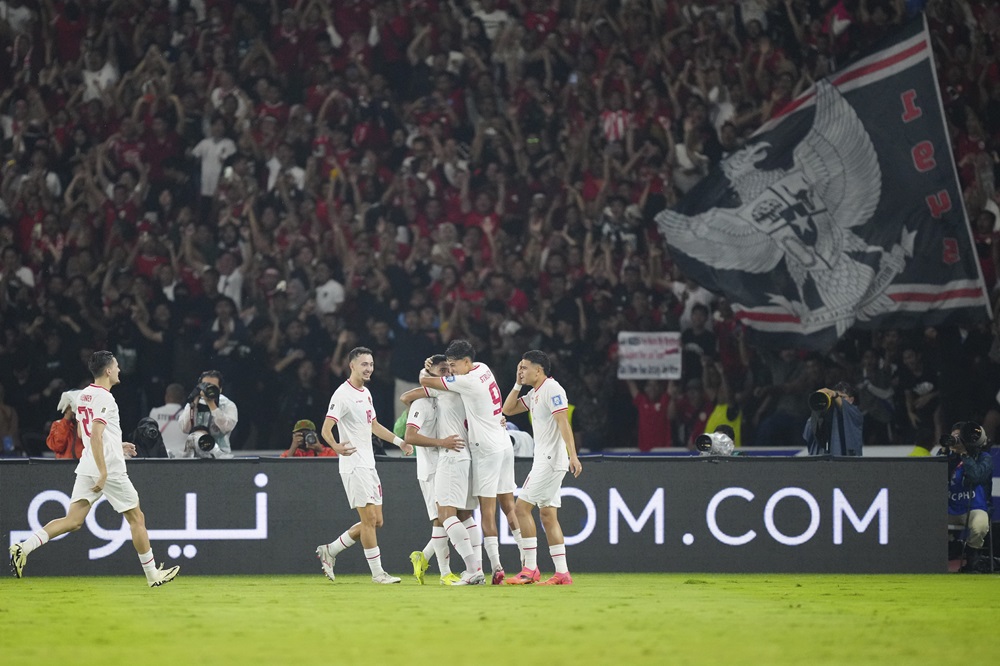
[656,16,991,350]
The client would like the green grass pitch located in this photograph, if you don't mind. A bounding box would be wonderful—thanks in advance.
[2,573,998,665]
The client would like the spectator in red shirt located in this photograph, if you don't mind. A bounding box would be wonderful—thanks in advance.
[627,379,673,451]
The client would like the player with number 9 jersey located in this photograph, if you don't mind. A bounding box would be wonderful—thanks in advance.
[434,364,508,456]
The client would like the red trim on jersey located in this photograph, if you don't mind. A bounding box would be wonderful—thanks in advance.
[551,407,569,415]
[422,386,431,397]
[93,417,108,425]
[518,396,529,409]
[344,380,366,393]
[537,377,550,390]
[89,383,111,392]
[325,415,339,423]
[439,376,449,389]
[406,423,420,431]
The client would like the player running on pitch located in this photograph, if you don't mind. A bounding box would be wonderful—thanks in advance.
[315,347,414,584]
[502,350,583,585]
[8,351,180,587]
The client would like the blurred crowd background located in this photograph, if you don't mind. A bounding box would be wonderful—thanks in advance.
[2,0,1000,456]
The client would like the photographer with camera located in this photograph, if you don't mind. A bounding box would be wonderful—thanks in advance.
[943,422,994,572]
[803,381,863,456]
[178,370,238,455]
[281,419,336,458]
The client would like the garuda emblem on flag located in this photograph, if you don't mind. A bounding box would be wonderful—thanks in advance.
[656,16,990,350]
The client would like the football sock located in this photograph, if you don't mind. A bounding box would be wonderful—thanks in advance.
[522,537,538,570]
[20,528,49,556]
[421,538,435,561]
[550,543,568,574]
[512,528,524,565]
[443,516,478,572]
[329,530,356,557]
[431,525,451,574]
[462,517,482,570]
[364,547,385,577]
[484,536,502,572]
[138,549,158,580]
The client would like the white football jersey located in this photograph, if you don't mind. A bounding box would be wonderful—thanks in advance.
[424,386,470,462]
[407,397,440,481]
[436,363,508,457]
[326,381,377,472]
[75,384,127,478]
[520,377,571,471]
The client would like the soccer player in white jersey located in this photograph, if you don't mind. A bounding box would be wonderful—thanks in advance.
[402,355,465,585]
[8,351,180,587]
[407,356,485,586]
[315,346,414,584]
[502,350,582,585]
[419,339,520,584]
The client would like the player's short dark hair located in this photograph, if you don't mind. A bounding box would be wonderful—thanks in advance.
[713,424,736,441]
[445,339,475,362]
[198,370,224,388]
[521,349,551,375]
[429,354,448,365]
[349,346,374,362]
[88,350,115,378]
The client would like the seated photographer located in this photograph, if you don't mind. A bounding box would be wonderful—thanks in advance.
[281,419,336,458]
[803,381,862,456]
[944,422,994,572]
[178,370,239,455]
[130,417,168,458]
[182,425,234,459]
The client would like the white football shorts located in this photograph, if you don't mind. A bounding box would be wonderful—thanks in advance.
[434,456,477,511]
[497,444,516,495]
[71,474,140,513]
[341,467,383,508]
[418,475,438,522]
[472,449,506,498]
[519,464,567,508]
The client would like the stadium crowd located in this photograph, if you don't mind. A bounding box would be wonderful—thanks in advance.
[1,0,1000,456]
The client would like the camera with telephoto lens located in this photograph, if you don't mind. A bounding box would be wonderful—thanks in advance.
[940,422,987,456]
[136,418,160,443]
[303,431,319,446]
[187,382,221,403]
[695,431,735,456]
[185,427,226,459]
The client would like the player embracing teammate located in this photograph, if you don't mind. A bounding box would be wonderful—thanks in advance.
[419,342,582,586]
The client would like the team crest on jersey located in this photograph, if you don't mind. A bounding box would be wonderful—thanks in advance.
[445,375,456,383]
[551,395,563,407]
